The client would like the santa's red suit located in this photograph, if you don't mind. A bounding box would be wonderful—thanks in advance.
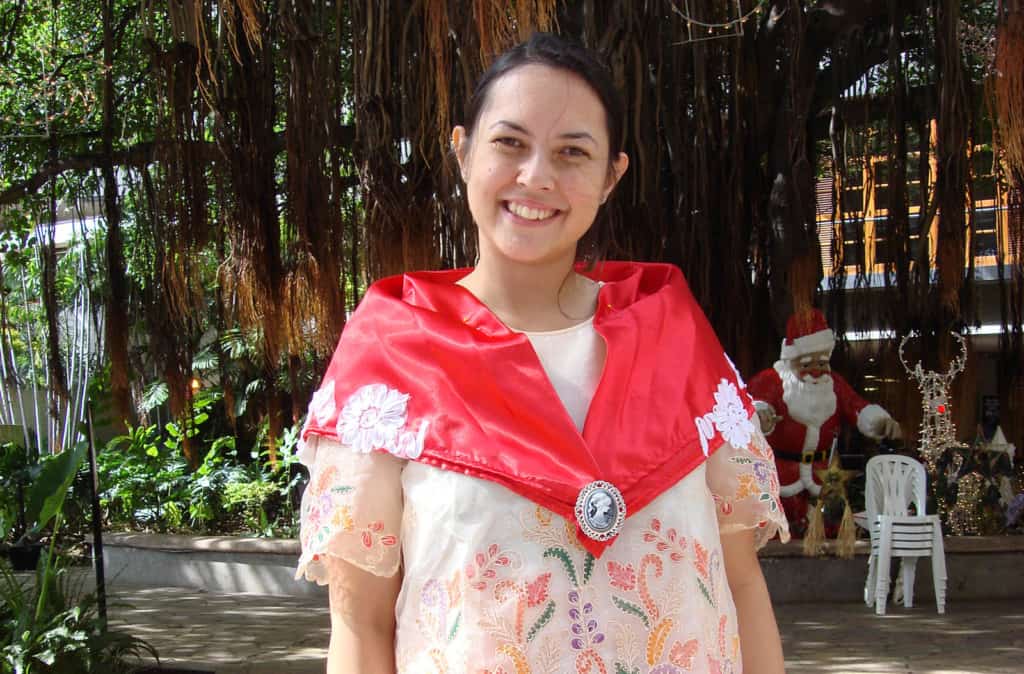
[746,310,894,535]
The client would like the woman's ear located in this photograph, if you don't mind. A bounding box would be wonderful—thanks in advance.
[602,152,629,203]
[451,126,469,180]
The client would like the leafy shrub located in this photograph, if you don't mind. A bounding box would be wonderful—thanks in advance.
[1,556,156,673]
[97,424,190,533]
[98,411,305,537]
[1,440,156,673]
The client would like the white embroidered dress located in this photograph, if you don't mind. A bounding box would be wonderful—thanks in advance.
[297,318,789,674]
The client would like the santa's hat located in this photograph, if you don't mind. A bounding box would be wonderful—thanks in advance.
[780,308,835,360]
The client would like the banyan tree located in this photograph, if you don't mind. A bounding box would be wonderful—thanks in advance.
[0,0,1020,460]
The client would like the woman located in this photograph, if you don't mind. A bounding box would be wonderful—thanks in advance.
[297,33,789,674]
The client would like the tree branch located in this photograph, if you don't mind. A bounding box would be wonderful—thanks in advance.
[0,126,357,212]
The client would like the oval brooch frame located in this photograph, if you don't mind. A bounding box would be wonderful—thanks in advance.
[574,480,626,541]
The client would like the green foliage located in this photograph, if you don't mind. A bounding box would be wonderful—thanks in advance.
[222,480,279,536]
[97,406,306,537]
[97,423,189,532]
[0,434,155,673]
[1,440,86,546]
[0,555,157,673]
[0,442,32,543]
[24,443,88,539]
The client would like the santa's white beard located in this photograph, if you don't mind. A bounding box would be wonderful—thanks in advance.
[777,361,838,429]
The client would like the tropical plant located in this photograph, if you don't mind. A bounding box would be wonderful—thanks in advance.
[97,423,190,532]
[219,421,305,537]
[0,440,156,672]
[0,555,155,673]
[97,410,306,536]
[0,441,32,547]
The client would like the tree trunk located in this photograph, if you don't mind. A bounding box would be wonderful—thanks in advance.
[102,0,133,429]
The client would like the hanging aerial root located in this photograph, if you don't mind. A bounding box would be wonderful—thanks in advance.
[220,252,264,339]
[425,0,452,153]
[473,0,517,65]
[788,250,821,319]
[283,251,331,358]
[995,8,1024,179]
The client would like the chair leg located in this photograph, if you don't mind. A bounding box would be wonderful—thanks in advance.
[875,522,893,615]
[864,554,877,607]
[931,520,947,615]
[900,558,918,608]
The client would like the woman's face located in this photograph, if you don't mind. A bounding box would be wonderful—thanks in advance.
[453,64,628,270]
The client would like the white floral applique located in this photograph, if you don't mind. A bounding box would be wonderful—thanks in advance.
[336,383,428,459]
[694,415,715,456]
[724,355,753,402]
[310,379,337,427]
[694,379,755,455]
[710,378,755,448]
[297,380,340,464]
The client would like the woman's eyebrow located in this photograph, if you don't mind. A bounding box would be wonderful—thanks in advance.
[489,120,530,134]
[560,131,598,146]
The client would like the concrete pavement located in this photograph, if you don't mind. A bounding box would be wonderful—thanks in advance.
[106,586,1024,673]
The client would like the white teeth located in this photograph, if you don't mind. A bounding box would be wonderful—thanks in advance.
[507,202,556,220]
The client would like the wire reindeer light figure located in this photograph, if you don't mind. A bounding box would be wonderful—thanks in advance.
[899,332,969,474]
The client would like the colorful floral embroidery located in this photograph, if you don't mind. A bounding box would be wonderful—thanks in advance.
[692,541,723,610]
[296,451,401,577]
[606,561,636,591]
[726,435,783,516]
[299,464,357,552]
[298,438,760,672]
[669,639,699,668]
[569,590,608,673]
[419,578,453,642]
[642,518,687,563]
[466,544,518,591]
[360,520,397,548]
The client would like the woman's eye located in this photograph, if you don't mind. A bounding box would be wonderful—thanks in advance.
[493,137,523,149]
[561,146,590,159]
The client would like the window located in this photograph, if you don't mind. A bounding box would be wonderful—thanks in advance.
[842,220,865,267]
[973,208,998,258]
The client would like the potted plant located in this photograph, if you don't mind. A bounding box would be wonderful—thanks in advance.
[0,439,44,572]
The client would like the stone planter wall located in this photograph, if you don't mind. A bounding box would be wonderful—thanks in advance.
[103,533,325,598]
[760,536,1024,604]
[104,532,1024,603]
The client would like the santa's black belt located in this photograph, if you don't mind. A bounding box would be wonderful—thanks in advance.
[773,449,825,463]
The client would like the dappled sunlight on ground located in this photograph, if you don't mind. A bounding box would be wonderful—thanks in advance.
[106,586,1023,673]
[108,586,330,673]
[776,601,1024,674]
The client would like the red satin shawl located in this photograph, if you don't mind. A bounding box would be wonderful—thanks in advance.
[302,261,753,556]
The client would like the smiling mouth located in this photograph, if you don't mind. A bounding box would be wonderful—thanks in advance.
[504,201,560,221]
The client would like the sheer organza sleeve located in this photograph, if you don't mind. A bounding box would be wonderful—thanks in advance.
[295,435,405,584]
[706,427,790,549]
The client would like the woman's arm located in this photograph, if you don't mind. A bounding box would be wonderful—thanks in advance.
[325,555,402,674]
[721,528,786,674]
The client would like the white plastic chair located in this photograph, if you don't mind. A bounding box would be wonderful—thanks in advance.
[862,455,947,615]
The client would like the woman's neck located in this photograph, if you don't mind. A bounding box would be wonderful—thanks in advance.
[457,259,599,332]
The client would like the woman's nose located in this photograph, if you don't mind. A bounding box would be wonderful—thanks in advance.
[517,152,555,190]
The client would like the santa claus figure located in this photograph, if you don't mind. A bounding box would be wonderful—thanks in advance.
[747,309,902,537]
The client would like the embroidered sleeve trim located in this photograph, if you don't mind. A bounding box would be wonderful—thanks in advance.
[305,381,429,460]
[694,379,756,456]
